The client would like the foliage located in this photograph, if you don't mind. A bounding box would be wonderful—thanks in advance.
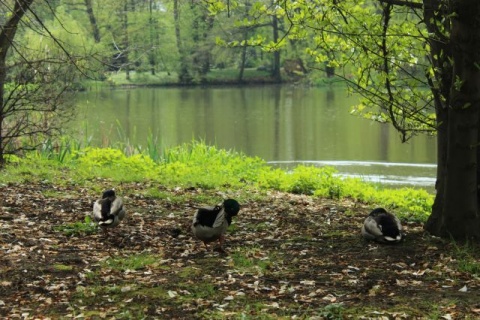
[209,0,435,140]
[74,147,158,181]
[319,303,344,320]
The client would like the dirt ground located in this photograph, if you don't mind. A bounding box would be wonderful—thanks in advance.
[1,181,479,319]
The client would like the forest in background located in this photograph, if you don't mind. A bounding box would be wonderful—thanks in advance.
[2,0,327,87]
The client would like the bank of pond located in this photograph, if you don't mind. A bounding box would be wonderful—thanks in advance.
[1,141,433,222]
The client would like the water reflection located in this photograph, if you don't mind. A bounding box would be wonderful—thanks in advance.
[73,86,437,188]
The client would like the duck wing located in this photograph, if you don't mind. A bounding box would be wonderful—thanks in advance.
[92,200,104,222]
[362,216,384,239]
[378,214,402,241]
[193,206,223,228]
[110,197,124,216]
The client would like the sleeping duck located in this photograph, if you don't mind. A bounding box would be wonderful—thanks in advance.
[361,208,403,243]
[192,199,240,252]
[93,189,126,230]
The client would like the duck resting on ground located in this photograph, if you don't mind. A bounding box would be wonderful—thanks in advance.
[361,207,403,243]
[93,189,126,231]
[191,199,240,252]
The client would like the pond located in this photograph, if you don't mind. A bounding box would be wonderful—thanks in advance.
[72,85,437,190]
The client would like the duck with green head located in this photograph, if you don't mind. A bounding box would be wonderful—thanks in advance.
[192,199,240,252]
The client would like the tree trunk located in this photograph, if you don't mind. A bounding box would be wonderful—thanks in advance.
[123,0,130,80]
[173,0,192,84]
[148,0,156,75]
[0,0,35,168]
[238,45,247,82]
[271,5,281,82]
[84,0,101,43]
[424,0,480,239]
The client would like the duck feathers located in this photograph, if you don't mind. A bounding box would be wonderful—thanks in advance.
[362,208,403,243]
[93,189,126,228]
[192,199,240,247]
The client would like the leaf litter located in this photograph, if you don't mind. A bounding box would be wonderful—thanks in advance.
[0,181,479,318]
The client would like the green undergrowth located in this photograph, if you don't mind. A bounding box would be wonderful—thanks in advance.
[54,216,98,236]
[1,140,433,221]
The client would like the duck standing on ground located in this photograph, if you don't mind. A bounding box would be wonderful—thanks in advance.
[361,207,403,243]
[93,189,126,231]
[192,199,240,252]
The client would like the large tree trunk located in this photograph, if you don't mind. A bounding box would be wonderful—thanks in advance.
[424,0,480,239]
[0,0,35,168]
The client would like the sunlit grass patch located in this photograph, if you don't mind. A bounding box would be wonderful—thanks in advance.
[229,247,273,275]
[54,216,98,236]
[52,264,74,271]
[104,252,161,271]
[142,187,172,199]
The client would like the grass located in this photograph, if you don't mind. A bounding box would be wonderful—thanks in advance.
[452,242,480,275]
[1,147,480,319]
[54,216,98,236]
[100,68,275,87]
[104,253,161,271]
[1,139,434,222]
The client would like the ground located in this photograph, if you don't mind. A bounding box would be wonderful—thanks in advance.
[0,181,479,319]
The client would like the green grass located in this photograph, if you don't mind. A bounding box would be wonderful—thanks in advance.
[54,216,98,236]
[104,253,161,271]
[106,71,177,86]
[230,247,274,276]
[0,139,434,222]
[102,68,274,87]
[451,242,480,275]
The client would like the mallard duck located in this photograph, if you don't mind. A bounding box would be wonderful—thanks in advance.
[361,208,403,243]
[192,199,240,252]
[93,189,126,230]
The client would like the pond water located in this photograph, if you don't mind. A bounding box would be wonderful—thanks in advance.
[72,85,437,190]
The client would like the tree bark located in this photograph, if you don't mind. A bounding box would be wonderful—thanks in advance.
[84,0,101,43]
[148,0,156,75]
[238,33,247,82]
[424,0,480,239]
[271,3,281,82]
[173,0,192,84]
[123,0,130,80]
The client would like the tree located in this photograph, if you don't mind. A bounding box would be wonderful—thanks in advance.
[0,1,88,167]
[173,0,193,83]
[0,0,36,166]
[421,0,480,238]
[84,0,101,43]
[210,0,480,239]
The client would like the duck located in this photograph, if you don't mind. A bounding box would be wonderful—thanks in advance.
[361,208,403,243]
[93,189,126,230]
[191,199,240,252]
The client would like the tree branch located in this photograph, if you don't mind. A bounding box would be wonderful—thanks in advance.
[378,0,423,10]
